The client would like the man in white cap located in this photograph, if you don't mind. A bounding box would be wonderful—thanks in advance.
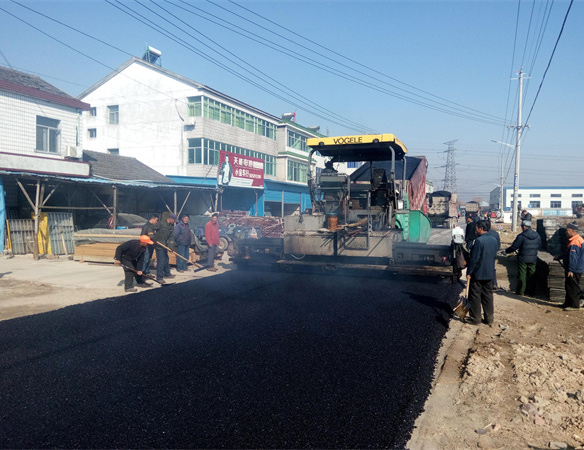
[555,221,584,311]
[505,219,541,296]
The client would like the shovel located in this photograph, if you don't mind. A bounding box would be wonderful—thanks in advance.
[120,264,174,286]
[156,242,204,272]
[453,275,471,320]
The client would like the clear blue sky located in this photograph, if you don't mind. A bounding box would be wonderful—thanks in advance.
[1,0,582,202]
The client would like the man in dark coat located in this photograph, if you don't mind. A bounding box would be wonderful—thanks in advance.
[173,214,192,272]
[114,235,153,292]
[466,220,499,325]
[155,214,177,282]
[483,220,501,290]
[520,210,533,223]
[505,220,541,296]
[464,214,478,250]
[140,214,159,274]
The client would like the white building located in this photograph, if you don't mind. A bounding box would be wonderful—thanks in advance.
[79,55,333,216]
[0,65,90,177]
[490,186,584,216]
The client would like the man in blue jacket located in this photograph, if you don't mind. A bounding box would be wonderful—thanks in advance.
[505,220,541,296]
[173,214,192,272]
[466,220,499,325]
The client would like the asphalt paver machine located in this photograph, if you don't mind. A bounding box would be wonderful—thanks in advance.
[232,134,463,281]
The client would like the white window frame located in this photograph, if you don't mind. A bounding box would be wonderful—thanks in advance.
[36,116,60,154]
[108,105,119,124]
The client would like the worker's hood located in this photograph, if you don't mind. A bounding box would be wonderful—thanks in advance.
[522,229,540,240]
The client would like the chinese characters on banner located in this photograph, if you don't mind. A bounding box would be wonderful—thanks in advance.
[217,150,265,188]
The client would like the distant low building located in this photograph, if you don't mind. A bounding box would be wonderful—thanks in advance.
[490,186,584,215]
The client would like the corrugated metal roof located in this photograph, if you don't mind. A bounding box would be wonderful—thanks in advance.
[0,169,216,191]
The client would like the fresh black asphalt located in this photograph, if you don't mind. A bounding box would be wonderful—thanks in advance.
[0,270,461,449]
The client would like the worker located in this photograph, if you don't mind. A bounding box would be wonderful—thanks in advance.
[465,214,478,247]
[322,160,337,174]
[156,214,177,282]
[466,220,499,326]
[505,220,541,297]
[555,222,584,311]
[140,214,159,275]
[173,214,192,272]
[483,220,502,291]
[520,210,533,223]
[114,235,154,292]
[205,212,220,272]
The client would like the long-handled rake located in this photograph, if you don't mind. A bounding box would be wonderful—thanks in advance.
[121,264,174,286]
[156,242,204,272]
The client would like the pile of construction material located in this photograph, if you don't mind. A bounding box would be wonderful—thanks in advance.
[220,211,284,238]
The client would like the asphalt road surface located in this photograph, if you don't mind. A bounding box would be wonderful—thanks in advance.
[0,270,461,449]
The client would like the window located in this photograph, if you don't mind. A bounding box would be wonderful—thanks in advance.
[288,131,308,152]
[573,194,583,198]
[187,95,277,140]
[550,201,562,208]
[187,138,274,175]
[287,160,308,183]
[551,194,561,198]
[529,194,540,198]
[36,116,60,153]
[188,96,202,117]
[529,201,540,208]
[108,148,119,155]
[108,105,119,124]
[90,107,97,116]
[572,201,583,208]
[88,128,97,138]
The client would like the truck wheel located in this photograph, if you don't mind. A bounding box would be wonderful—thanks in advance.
[218,237,229,252]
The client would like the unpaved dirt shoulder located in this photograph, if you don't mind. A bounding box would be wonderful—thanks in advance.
[409,292,584,450]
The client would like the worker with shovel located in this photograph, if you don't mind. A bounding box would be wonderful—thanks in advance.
[114,235,154,292]
[466,220,499,326]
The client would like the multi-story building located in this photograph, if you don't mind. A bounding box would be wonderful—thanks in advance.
[79,54,330,216]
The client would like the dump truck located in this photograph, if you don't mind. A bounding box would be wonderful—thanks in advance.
[465,201,481,218]
[231,134,463,281]
[427,191,460,228]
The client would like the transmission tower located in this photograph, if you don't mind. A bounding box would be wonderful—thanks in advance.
[443,139,458,192]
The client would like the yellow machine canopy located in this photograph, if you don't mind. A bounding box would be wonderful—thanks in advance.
[307,134,408,162]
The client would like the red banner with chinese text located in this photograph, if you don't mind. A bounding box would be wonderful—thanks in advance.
[218,150,264,188]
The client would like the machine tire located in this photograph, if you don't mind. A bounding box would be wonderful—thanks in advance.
[218,236,229,252]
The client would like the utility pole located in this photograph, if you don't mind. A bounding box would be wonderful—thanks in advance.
[443,139,458,192]
[510,68,530,232]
